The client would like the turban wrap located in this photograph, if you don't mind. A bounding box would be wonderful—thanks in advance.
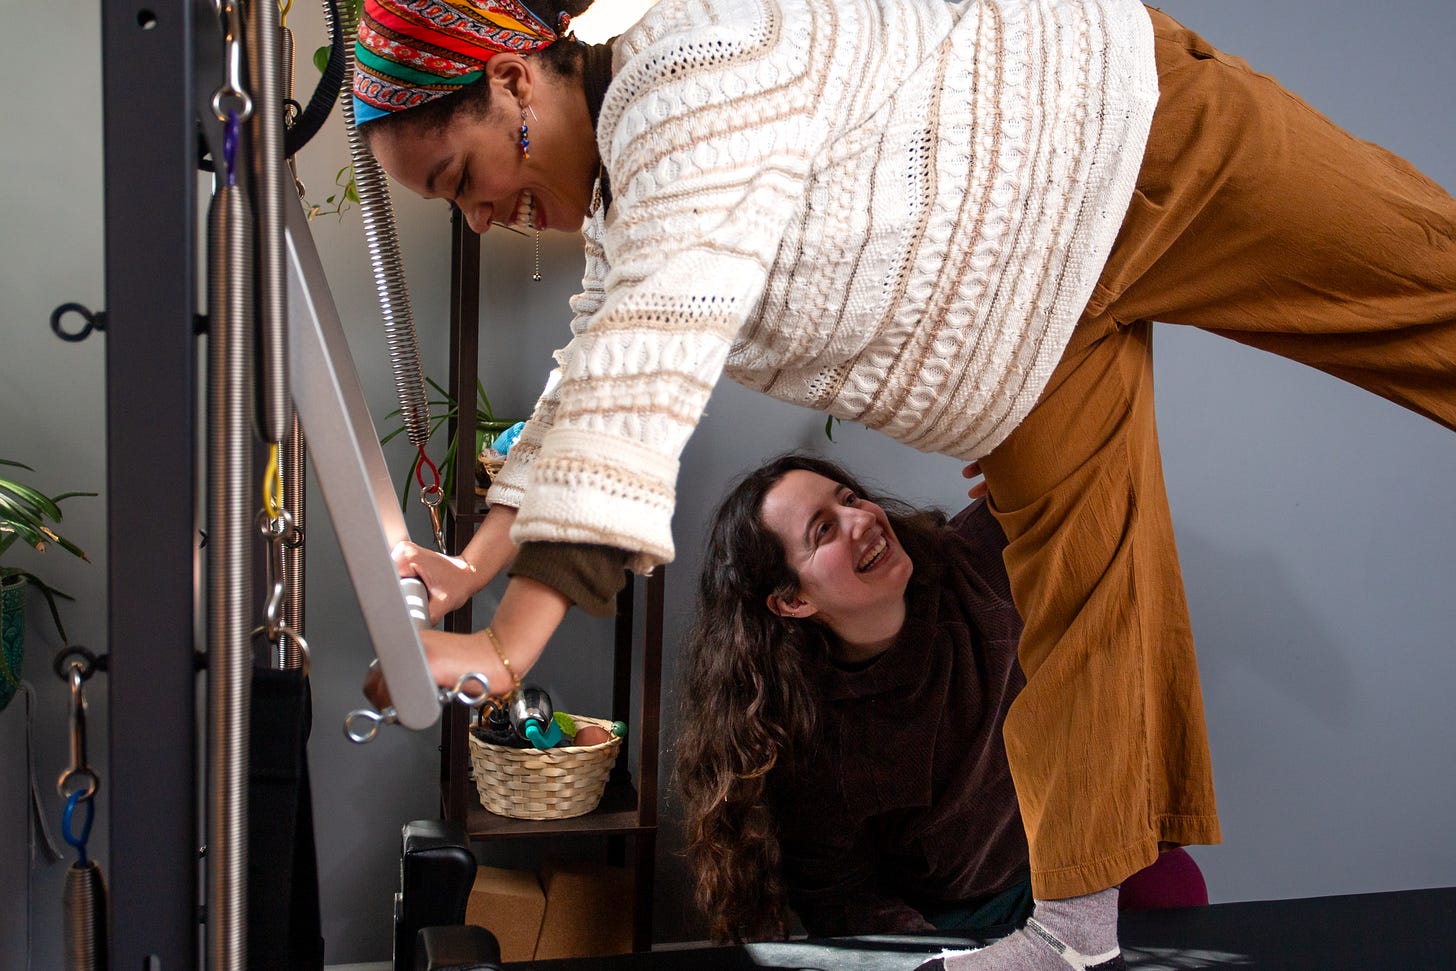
[353,0,559,123]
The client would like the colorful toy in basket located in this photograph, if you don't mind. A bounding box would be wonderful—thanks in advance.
[470,685,627,820]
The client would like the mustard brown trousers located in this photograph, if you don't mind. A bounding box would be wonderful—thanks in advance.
[979,6,1456,900]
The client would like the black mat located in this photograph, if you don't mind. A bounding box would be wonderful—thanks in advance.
[509,887,1455,969]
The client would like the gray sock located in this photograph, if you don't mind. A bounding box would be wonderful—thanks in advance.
[920,887,1122,971]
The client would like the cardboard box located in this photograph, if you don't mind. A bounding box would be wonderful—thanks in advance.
[464,865,546,963]
[532,859,635,960]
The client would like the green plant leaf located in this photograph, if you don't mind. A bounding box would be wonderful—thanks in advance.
[0,524,41,552]
[0,495,48,542]
[313,44,329,74]
[10,569,76,643]
[378,377,524,512]
[0,480,63,522]
[1,460,92,645]
[477,380,496,420]
[48,531,90,562]
[51,491,98,504]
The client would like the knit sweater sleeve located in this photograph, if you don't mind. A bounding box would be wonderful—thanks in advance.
[500,0,830,573]
[483,212,609,513]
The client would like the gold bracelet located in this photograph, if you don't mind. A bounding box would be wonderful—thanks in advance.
[483,626,521,691]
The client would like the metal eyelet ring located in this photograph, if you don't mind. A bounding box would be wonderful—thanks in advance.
[447,672,492,708]
[57,766,100,803]
[50,303,107,343]
[343,706,397,744]
[52,645,98,682]
[250,624,312,676]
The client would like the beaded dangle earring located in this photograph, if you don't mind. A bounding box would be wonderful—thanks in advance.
[519,102,542,281]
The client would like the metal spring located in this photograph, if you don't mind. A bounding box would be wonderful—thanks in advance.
[63,861,109,970]
[207,154,254,971]
[333,0,432,448]
[250,0,291,444]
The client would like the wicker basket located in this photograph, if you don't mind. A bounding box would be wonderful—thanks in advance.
[468,715,623,820]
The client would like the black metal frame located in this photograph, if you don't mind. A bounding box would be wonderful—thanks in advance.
[98,5,665,962]
[102,0,206,965]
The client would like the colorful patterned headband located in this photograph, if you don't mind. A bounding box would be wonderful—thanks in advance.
[353,0,560,124]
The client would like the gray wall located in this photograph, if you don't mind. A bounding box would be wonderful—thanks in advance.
[2,1,1454,967]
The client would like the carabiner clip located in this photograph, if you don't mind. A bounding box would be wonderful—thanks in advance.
[57,662,98,802]
[212,0,254,121]
[256,509,310,672]
[420,484,447,554]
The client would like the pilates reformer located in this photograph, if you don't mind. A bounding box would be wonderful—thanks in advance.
[435,887,1456,970]
[79,0,519,967]
[79,0,1456,967]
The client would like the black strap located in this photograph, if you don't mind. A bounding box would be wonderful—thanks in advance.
[247,667,325,970]
[283,0,345,158]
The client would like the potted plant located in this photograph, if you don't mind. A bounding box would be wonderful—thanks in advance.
[0,459,94,712]
[382,377,523,509]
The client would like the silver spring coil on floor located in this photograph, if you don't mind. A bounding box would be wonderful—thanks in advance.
[332,0,432,448]
[206,108,254,971]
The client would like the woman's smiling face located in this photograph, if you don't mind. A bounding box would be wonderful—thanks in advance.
[366,55,597,236]
[759,470,914,633]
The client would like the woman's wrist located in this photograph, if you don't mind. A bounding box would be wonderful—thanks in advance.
[475,576,572,693]
[420,629,514,704]
[483,625,523,695]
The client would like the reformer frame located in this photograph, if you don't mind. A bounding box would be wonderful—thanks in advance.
[101,2,440,964]
[103,3,203,964]
[100,4,663,964]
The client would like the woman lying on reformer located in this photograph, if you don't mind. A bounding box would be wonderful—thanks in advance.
[673,454,1204,946]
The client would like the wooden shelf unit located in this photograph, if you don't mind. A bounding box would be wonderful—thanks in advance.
[437,214,663,952]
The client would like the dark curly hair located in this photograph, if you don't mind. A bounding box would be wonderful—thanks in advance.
[673,453,948,942]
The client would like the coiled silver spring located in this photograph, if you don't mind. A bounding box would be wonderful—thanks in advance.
[207,79,254,971]
[249,0,290,444]
[63,861,108,970]
[332,0,432,448]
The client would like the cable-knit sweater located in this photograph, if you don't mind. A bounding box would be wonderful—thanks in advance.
[488,0,1158,570]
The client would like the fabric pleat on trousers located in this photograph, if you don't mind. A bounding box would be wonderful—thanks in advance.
[978,5,1456,900]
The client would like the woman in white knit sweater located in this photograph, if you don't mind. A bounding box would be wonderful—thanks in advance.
[357,1,1456,967]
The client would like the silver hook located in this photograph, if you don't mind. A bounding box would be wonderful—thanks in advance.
[57,662,98,801]
[212,0,254,121]
[420,485,447,554]
[258,509,294,643]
